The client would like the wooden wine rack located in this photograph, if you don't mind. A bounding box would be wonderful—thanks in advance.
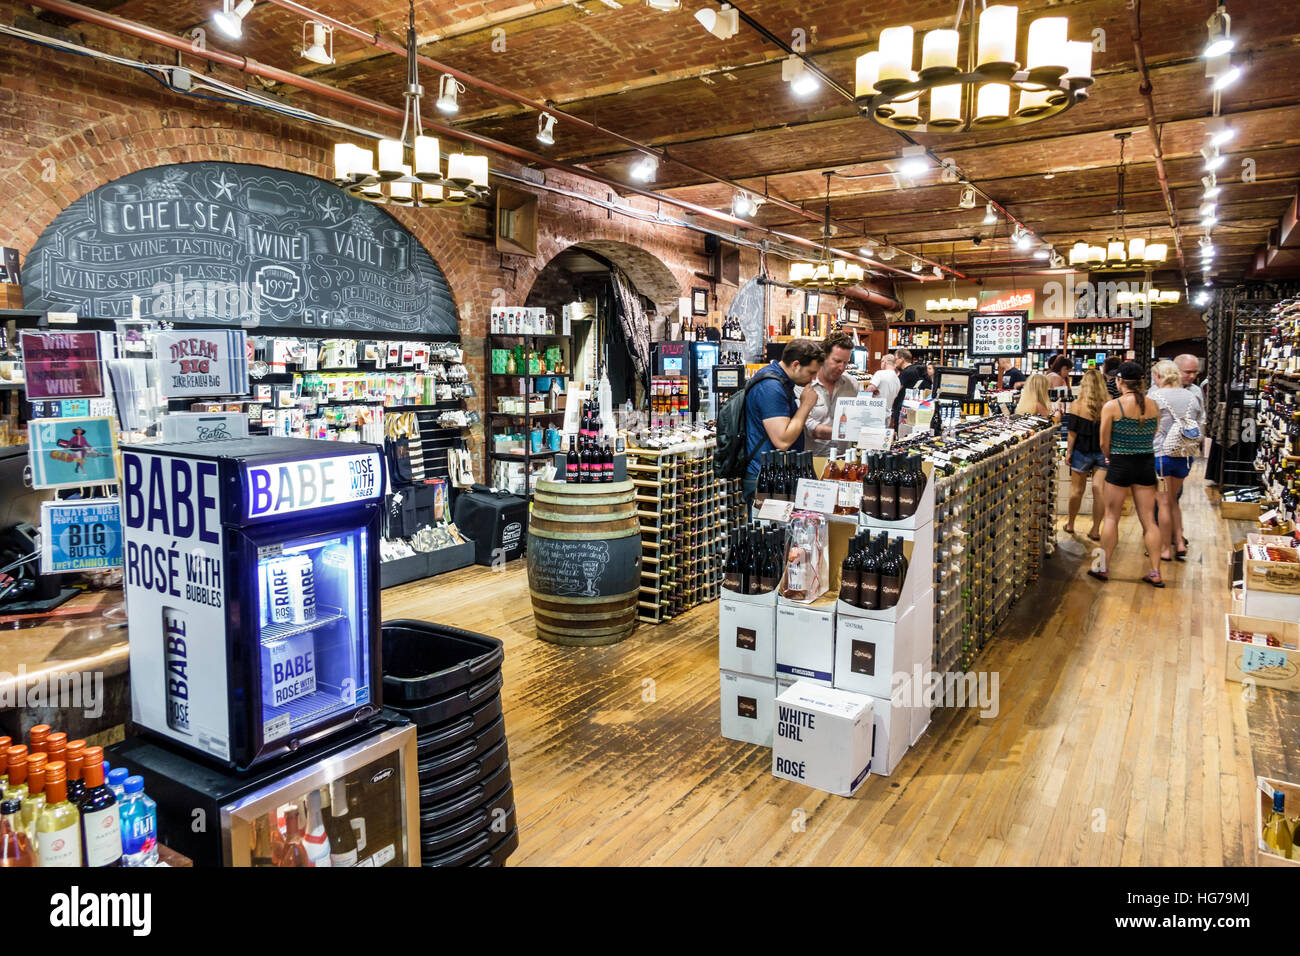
[626,441,744,624]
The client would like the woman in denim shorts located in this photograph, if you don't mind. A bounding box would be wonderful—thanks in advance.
[1063,369,1109,540]
[1149,360,1204,562]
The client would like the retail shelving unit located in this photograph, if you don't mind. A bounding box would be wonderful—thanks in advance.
[485,333,571,498]
[889,318,1134,378]
[931,425,1055,676]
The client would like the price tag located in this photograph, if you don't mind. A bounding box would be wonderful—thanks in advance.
[757,498,796,522]
[793,478,838,514]
[856,427,893,451]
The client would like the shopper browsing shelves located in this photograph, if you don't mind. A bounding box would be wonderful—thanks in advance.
[800,331,859,458]
[1093,362,1164,588]
[864,353,900,414]
[742,339,824,500]
[997,356,1028,391]
[1015,374,1058,421]
[1148,360,1204,562]
[891,349,931,428]
[1063,369,1109,541]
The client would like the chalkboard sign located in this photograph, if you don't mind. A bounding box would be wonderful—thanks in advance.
[24,162,458,335]
[526,535,641,598]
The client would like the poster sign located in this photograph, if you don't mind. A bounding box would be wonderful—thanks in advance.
[155,330,249,397]
[241,450,383,520]
[28,416,119,489]
[832,396,889,442]
[978,288,1035,319]
[793,478,838,514]
[23,163,459,334]
[19,331,106,400]
[968,310,1029,357]
[40,499,123,574]
[161,411,249,443]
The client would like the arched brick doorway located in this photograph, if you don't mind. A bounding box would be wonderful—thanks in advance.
[522,240,682,314]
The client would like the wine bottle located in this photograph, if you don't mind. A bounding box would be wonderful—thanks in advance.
[760,529,782,592]
[802,451,816,481]
[746,527,764,594]
[35,762,79,867]
[603,437,614,483]
[65,740,86,807]
[838,534,862,606]
[723,531,743,592]
[78,747,122,868]
[4,746,28,803]
[580,436,595,483]
[879,537,908,609]
[860,453,879,519]
[277,807,311,867]
[0,798,35,867]
[756,451,773,503]
[20,753,46,843]
[879,454,899,521]
[897,455,920,518]
[325,781,359,867]
[565,435,580,483]
[859,533,884,610]
[1264,790,1294,859]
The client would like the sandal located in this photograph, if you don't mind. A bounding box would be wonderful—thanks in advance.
[1087,531,1101,541]
[1087,569,1109,582]
[1144,571,1165,588]
[1175,549,1188,562]
[1160,553,1172,562]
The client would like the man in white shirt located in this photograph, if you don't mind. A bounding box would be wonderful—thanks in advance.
[865,353,900,415]
[799,331,860,458]
[1175,354,1205,425]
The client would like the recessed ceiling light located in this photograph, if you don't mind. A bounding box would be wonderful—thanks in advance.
[1043,173,1056,180]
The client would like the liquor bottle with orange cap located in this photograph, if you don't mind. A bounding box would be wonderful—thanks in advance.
[35,761,80,867]
[0,796,34,866]
[4,746,28,803]
[20,752,47,841]
[78,747,122,868]
[65,740,86,806]
[27,725,49,755]
[44,732,66,768]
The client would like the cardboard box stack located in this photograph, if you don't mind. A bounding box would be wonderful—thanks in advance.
[719,583,778,746]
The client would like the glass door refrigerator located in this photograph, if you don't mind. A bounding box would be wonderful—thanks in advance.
[692,341,720,421]
[109,719,419,867]
[122,438,385,770]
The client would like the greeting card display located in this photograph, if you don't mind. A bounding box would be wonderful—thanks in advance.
[155,330,249,398]
[40,499,123,574]
[28,416,119,488]
[19,331,108,400]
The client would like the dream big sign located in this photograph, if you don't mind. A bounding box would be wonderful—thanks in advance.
[23,162,458,334]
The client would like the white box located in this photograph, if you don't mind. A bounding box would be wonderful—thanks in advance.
[775,597,836,687]
[720,583,779,608]
[720,670,777,747]
[870,677,912,777]
[835,529,933,623]
[909,587,935,674]
[772,681,873,797]
[719,599,777,677]
[1242,579,1300,623]
[834,602,915,699]
[908,672,930,746]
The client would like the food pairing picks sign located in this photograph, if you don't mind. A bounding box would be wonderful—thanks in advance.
[23,162,459,334]
[40,499,123,574]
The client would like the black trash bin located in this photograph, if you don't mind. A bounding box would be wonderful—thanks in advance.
[381,619,517,867]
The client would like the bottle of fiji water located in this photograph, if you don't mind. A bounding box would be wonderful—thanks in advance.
[107,768,128,801]
[118,776,158,867]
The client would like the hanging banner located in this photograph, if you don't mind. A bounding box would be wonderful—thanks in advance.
[19,331,107,400]
[155,329,249,397]
[23,162,458,334]
[40,499,123,574]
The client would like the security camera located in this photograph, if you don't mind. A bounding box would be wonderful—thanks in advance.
[972,236,983,246]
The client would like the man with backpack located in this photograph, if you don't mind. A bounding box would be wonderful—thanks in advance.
[713,338,823,502]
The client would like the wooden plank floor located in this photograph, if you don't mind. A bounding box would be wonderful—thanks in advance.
[383,466,1261,866]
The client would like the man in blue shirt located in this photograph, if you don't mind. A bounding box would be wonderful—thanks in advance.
[743,338,824,500]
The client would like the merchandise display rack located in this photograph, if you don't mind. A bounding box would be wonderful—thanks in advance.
[485,332,572,497]
[627,440,743,623]
[889,317,1134,376]
[931,427,1055,675]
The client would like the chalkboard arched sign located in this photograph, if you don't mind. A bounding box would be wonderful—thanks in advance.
[23,162,458,335]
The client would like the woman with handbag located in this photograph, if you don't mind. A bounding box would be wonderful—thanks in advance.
[1149,360,1204,563]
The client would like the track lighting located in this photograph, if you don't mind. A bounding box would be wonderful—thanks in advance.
[932,265,943,278]
[781,56,819,96]
[983,202,998,224]
[1194,291,1210,306]
[213,0,254,39]
[879,245,896,261]
[300,20,333,65]
[436,74,464,114]
[1014,227,1031,251]
[911,258,923,272]
[644,0,680,9]
[732,193,758,217]
[1034,247,1050,260]
[1201,145,1225,172]
[1202,174,1221,200]
[1211,65,1241,92]
[537,112,556,146]
[959,185,977,209]
[1199,201,1217,220]
[1207,120,1235,148]
[1049,252,1065,269]
[630,155,658,182]
[1201,209,1217,227]
[1203,3,1234,59]
[900,145,929,178]
[695,3,740,40]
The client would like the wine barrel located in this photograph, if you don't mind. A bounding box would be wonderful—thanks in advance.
[527,479,641,646]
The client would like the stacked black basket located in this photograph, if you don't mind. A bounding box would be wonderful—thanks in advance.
[381,620,518,866]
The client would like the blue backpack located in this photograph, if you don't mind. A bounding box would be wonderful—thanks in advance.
[713,367,792,479]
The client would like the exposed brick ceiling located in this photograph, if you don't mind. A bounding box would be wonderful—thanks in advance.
[41,0,1300,285]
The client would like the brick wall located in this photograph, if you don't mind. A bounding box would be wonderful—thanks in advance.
[0,14,766,469]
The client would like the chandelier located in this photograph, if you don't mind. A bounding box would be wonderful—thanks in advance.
[331,0,489,207]
[790,174,865,289]
[854,2,1095,133]
[1117,283,1182,309]
[1067,133,1168,270]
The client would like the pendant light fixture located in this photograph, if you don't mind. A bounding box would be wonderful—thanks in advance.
[300,20,333,65]
[855,1,1094,133]
[331,0,489,208]
[789,173,866,290]
[1066,133,1167,271]
[212,0,255,39]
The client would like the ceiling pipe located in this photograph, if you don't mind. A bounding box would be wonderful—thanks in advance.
[264,0,966,279]
[1126,0,1186,275]
[20,0,941,281]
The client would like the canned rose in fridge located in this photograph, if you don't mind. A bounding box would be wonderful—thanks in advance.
[284,553,317,625]
[262,557,295,626]
[162,606,191,735]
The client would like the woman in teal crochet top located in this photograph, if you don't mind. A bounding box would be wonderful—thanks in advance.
[1093,362,1165,588]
